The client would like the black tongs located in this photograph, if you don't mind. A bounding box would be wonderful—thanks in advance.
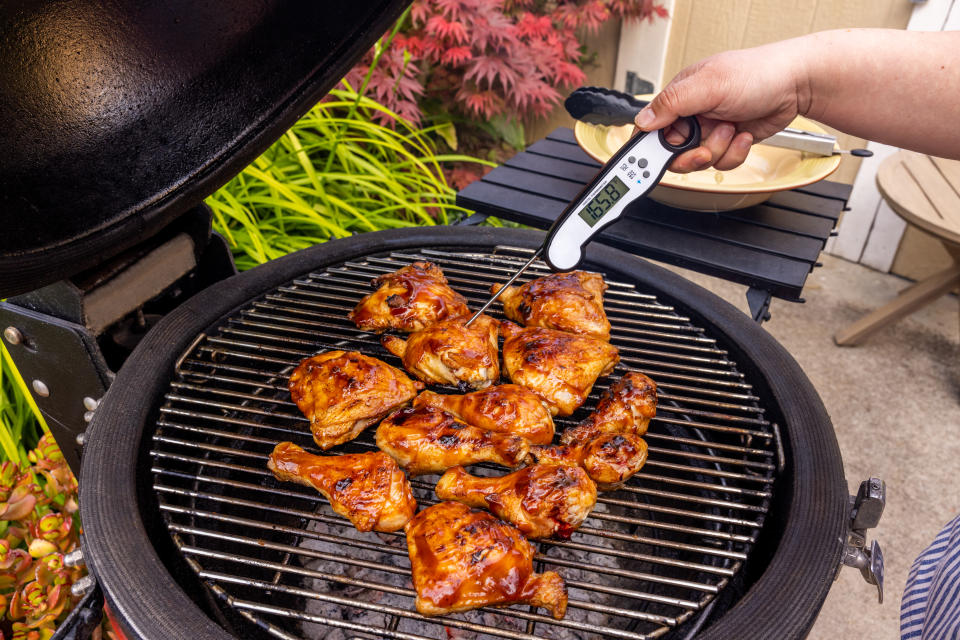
[563,86,871,157]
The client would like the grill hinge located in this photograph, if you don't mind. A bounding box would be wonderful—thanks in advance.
[838,477,885,603]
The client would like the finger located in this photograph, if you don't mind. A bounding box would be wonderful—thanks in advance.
[698,122,736,168]
[662,117,720,145]
[713,131,754,171]
[634,74,721,132]
[663,120,690,147]
[667,147,712,174]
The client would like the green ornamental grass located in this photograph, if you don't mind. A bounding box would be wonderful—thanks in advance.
[0,344,43,467]
[206,82,491,271]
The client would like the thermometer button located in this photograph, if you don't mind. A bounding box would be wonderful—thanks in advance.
[642,170,650,178]
[628,156,636,164]
[638,158,648,168]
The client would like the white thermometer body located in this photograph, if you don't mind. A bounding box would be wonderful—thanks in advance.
[543,121,701,271]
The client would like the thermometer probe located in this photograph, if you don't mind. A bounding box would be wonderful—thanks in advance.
[466,117,701,325]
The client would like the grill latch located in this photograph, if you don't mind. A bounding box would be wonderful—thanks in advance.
[840,477,885,603]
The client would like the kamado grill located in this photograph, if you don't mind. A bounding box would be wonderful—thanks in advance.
[0,3,883,640]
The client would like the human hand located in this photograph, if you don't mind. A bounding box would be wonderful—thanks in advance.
[636,40,810,173]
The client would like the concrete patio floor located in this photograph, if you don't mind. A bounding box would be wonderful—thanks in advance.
[658,253,960,640]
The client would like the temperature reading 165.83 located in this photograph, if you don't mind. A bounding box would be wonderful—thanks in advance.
[577,175,629,227]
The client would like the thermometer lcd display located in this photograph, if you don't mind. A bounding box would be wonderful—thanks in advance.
[577,176,629,227]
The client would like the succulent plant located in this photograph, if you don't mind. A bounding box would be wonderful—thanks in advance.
[0,435,82,639]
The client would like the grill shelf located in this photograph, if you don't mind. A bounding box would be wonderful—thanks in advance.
[150,245,779,640]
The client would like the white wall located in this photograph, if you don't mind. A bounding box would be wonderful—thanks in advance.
[613,0,676,93]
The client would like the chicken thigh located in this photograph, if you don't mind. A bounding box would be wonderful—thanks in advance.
[288,351,422,450]
[268,442,416,532]
[405,501,567,619]
[560,372,657,444]
[529,433,648,491]
[435,464,597,539]
[381,314,499,390]
[349,261,470,333]
[413,385,555,445]
[500,322,619,416]
[491,270,611,340]
[375,406,529,476]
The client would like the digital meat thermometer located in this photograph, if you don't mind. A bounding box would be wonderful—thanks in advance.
[466,116,701,325]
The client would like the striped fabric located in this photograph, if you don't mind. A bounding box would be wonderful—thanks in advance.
[901,513,960,639]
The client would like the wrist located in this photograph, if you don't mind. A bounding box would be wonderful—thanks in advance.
[788,33,821,119]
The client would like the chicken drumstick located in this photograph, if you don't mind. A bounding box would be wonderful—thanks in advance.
[529,433,649,491]
[376,406,529,476]
[435,464,597,539]
[268,442,416,533]
[413,385,555,445]
[560,372,657,444]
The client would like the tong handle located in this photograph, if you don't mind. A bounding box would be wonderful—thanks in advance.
[564,86,649,126]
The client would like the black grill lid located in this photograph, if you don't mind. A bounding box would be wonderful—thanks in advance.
[0,0,409,298]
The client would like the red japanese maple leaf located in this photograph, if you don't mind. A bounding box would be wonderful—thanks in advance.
[346,0,666,150]
[441,46,473,66]
[425,15,470,44]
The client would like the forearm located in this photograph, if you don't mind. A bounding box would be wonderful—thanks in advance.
[797,29,960,158]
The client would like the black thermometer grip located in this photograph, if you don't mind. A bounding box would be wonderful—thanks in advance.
[542,116,701,272]
[657,116,702,154]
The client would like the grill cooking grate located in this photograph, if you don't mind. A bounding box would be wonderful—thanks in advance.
[151,245,779,640]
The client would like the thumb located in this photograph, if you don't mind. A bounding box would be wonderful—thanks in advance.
[635,77,718,131]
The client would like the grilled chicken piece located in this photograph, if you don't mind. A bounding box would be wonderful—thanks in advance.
[559,372,657,445]
[406,501,568,619]
[436,464,597,539]
[500,322,619,416]
[381,315,499,390]
[268,442,416,532]
[413,386,555,445]
[376,406,529,476]
[348,261,470,333]
[289,351,422,450]
[529,433,648,491]
[491,270,611,340]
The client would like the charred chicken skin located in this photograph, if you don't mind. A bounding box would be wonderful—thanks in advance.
[288,351,422,450]
[348,261,470,333]
[435,464,597,539]
[529,433,649,491]
[413,385,555,445]
[560,372,657,445]
[500,322,619,416]
[375,406,529,476]
[268,442,416,533]
[491,270,611,340]
[405,501,568,619]
[381,314,499,390]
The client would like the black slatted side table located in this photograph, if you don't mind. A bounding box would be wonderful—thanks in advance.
[457,127,852,322]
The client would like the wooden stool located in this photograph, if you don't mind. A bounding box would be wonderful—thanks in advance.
[835,151,960,346]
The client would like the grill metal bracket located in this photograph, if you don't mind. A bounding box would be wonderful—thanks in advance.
[1,207,236,473]
[840,478,885,603]
[745,287,773,324]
